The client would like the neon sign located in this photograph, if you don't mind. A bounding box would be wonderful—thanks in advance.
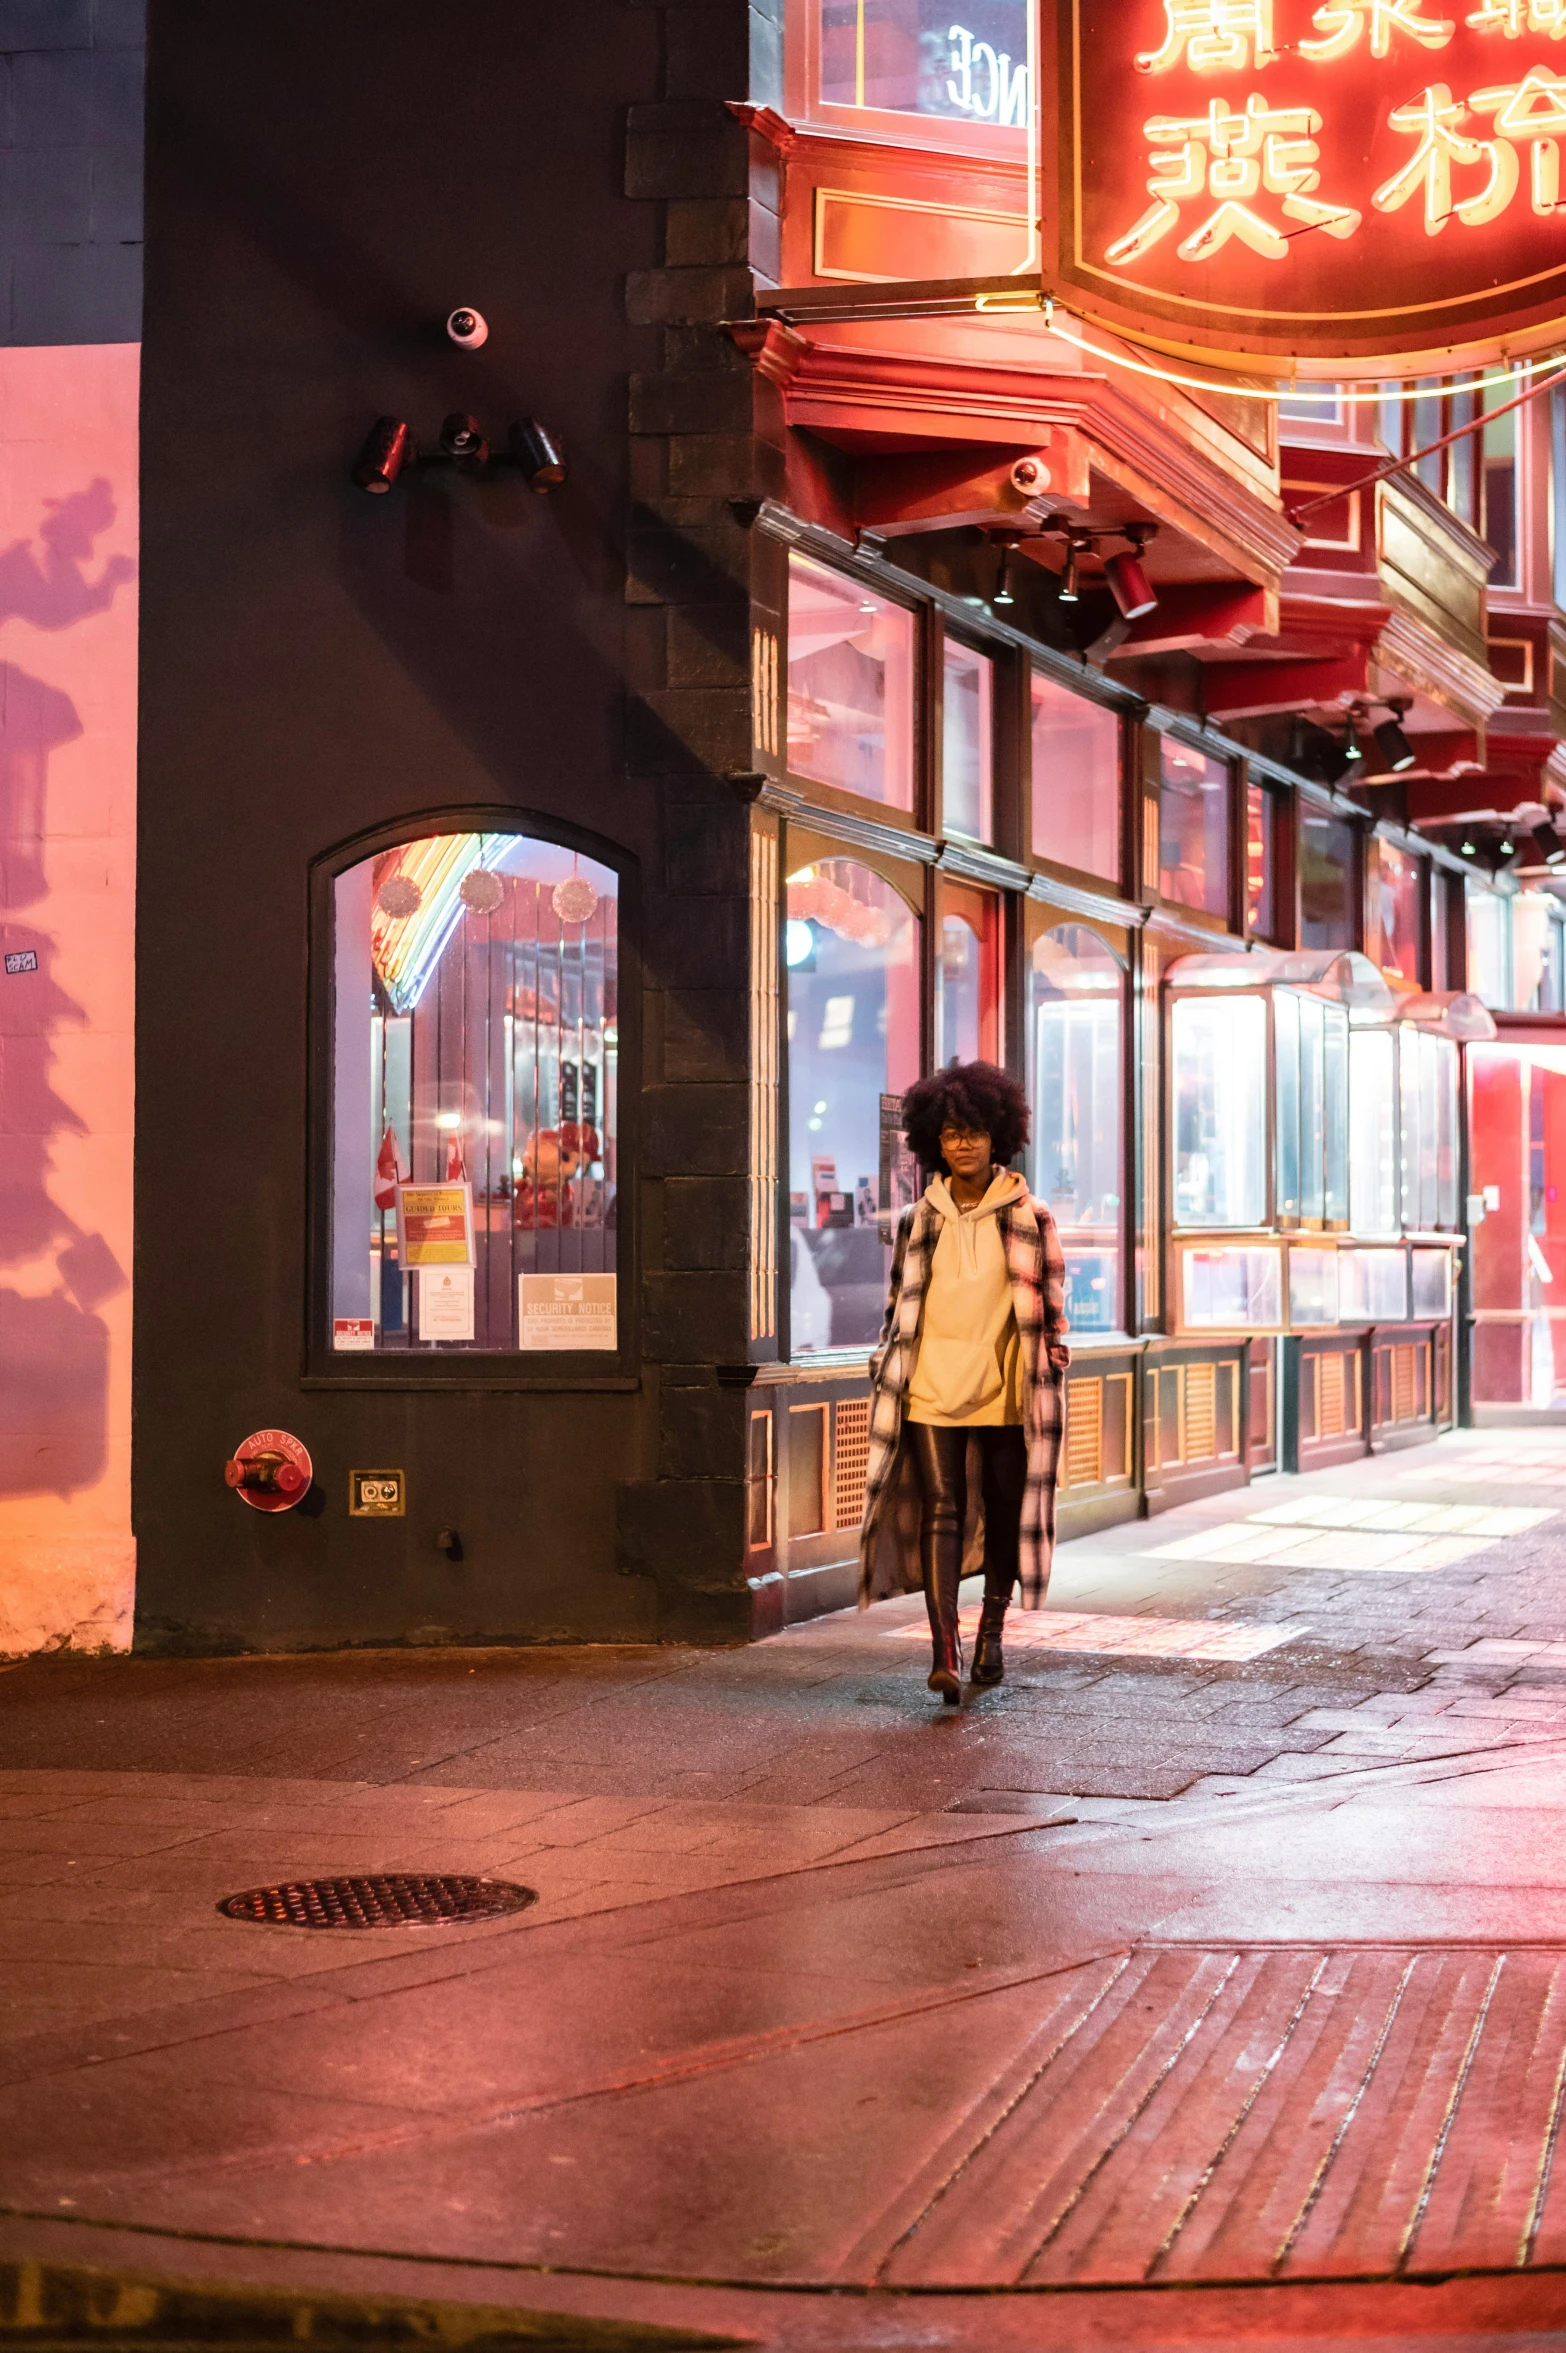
[1049,0,1566,366]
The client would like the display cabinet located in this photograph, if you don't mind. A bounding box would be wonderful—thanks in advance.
[1166,953,1478,1465]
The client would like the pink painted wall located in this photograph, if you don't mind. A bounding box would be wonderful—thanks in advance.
[0,342,137,1654]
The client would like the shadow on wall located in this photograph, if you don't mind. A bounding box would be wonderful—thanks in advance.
[0,480,133,1499]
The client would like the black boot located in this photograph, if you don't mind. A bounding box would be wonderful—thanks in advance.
[971,1595,1008,1687]
[924,1558,963,1705]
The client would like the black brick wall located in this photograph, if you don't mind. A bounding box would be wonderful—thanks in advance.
[0,0,142,345]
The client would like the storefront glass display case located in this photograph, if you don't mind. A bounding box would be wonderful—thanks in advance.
[942,639,993,844]
[786,555,915,811]
[1166,950,1404,1335]
[1158,739,1231,919]
[1031,670,1120,884]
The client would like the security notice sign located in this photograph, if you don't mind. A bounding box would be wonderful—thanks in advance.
[518,1272,617,1351]
[396,1181,473,1267]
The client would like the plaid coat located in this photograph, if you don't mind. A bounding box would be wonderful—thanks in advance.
[858,1187,1069,1611]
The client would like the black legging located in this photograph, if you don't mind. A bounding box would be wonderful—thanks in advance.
[906,1422,1028,1608]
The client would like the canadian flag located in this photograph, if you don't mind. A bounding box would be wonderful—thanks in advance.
[373,1126,406,1210]
[445,1133,467,1182]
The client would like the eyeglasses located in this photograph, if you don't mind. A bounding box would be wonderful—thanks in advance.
[939,1125,990,1146]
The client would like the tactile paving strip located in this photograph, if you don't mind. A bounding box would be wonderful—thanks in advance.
[868,1944,1566,2288]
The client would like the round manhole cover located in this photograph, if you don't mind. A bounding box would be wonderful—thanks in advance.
[217,1874,537,1929]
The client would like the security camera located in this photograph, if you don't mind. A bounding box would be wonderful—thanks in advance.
[446,307,489,350]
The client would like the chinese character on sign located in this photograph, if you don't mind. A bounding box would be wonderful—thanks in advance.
[1136,0,1279,72]
[1470,65,1566,207]
[1372,73,1566,225]
[1107,93,1363,264]
[1466,0,1566,35]
[1299,0,1455,58]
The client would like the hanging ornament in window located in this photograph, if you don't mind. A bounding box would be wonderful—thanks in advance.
[376,876,423,919]
[552,873,599,926]
[459,868,505,916]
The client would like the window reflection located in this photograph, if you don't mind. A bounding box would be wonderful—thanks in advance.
[1031,672,1120,883]
[1299,811,1358,950]
[786,859,920,1351]
[1366,837,1424,982]
[942,639,993,842]
[786,554,914,810]
[332,833,618,1356]
[818,0,1031,125]
[938,881,1000,1065]
[1159,740,1230,918]
[1030,924,1124,1333]
[1246,782,1276,941]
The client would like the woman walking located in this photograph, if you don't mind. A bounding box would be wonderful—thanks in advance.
[859,1061,1070,1703]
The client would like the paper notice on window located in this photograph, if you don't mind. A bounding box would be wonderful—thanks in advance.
[396,1182,474,1266]
[419,1264,475,1341]
[332,1318,376,1352]
[518,1272,617,1351]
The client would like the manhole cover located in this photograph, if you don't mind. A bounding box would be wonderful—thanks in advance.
[217,1873,536,1929]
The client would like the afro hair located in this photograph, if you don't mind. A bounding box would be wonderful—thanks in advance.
[900,1060,1030,1175]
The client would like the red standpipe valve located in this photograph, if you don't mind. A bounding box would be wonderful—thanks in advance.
[224,1429,314,1512]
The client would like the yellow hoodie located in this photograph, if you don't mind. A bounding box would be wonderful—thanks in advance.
[905,1168,1027,1428]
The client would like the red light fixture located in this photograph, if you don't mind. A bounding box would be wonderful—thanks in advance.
[1105,526,1158,620]
[351,416,412,494]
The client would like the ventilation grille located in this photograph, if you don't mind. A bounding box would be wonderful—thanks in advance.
[834,1397,871,1529]
[1317,1350,1347,1439]
[1064,1378,1103,1489]
[1185,1362,1218,1462]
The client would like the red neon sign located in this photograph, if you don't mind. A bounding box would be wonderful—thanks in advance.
[1050,0,1566,365]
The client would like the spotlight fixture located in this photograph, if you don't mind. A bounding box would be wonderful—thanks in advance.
[439,411,489,466]
[1533,822,1566,867]
[1461,838,1477,856]
[1372,699,1416,773]
[509,417,567,492]
[1059,540,1084,604]
[1104,524,1158,621]
[351,416,413,494]
[1341,707,1364,765]
[1500,837,1516,857]
[991,545,1016,607]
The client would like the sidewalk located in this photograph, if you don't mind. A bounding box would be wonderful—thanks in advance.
[8,1431,1566,2349]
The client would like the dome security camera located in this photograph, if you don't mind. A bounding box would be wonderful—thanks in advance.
[446,307,489,350]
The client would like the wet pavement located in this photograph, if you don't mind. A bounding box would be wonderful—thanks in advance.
[8,1432,1566,2348]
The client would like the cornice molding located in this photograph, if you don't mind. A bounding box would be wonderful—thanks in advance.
[1375,607,1508,731]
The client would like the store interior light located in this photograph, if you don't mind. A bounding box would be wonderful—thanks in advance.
[1533,823,1566,867]
[784,918,815,967]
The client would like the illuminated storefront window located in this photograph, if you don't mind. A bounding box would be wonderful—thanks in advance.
[1031,671,1120,882]
[331,832,618,1356]
[1483,373,1521,591]
[1468,882,1513,1008]
[1159,739,1231,919]
[942,639,993,842]
[786,858,920,1351]
[1400,1027,1460,1234]
[937,879,1000,1064]
[1246,781,1278,941]
[1365,836,1425,982]
[1030,924,1124,1334]
[1514,890,1564,1013]
[1300,810,1359,950]
[786,554,915,811]
[815,0,1030,129]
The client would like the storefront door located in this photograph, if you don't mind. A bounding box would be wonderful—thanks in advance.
[1469,1036,1566,1411]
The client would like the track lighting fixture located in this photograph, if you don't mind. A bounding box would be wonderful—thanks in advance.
[1342,707,1364,765]
[1499,838,1516,857]
[1533,822,1566,867]
[1461,839,1477,857]
[991,545,1015,607]
[1059,541,1083,604]
[351,416,413,494]
[350,412,568,494]
[509,417,567,491]
[1372,699,1416,773]
[1104,525,1158,621]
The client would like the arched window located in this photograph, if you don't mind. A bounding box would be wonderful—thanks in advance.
[785,856,920,1352]
[1030,924,1125,1334]
[330,828,619,1357]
